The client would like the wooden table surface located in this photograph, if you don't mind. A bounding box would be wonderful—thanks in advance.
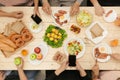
[0,7,120,70]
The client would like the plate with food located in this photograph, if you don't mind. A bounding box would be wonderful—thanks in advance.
[28,43,48,65]
[53,51,67,64]
[76,10,92,27]
[29,22,43,33]
[93,43,112,62]
[64,38,85,58]
[103,9,117,22]
[85,22,108,44]
[52,10,70,26]
[70,24,81,34]
[44,25,67,48]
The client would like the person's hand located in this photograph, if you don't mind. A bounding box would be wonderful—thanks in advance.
[0,71,5,80]
[42,1,52,15]
[10,11,24,19]
[34,7,40,17]
[110,53,120,61]
[16,57,24,70]
[70,1,80,16]
[76,60,86,77]
[76,60,83,71]
[92,61,99,79]
[94,3,104,16]
[55,61,68,76]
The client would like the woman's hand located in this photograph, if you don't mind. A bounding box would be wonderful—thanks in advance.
[92,61,99,79]
[0,71,5,80]
[34,7,40,17]
[76,60,83,71]
[110,53,120,61]
[42,1,52,15]
[94,3,104,16]
[16,57,24,70]
[10,11,24,19]
[55,61,68,76]
[70,1,80,16]
[76,60,86,77]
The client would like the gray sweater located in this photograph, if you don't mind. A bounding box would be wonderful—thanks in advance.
[48,0,83,6]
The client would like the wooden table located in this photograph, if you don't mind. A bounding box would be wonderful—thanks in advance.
[0,7,120,70]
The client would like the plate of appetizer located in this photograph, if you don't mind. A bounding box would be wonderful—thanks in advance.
[28,43,48,65]
[52,10,70,26]
[93,43,112,62]
[103,9,117,22]
[44,25,67,48]
[70,24,81,34]
[85,21,108,44]
[64,38,85,58]
[76,10,92,27]
[29,22,43,33]
[53,51,67,64]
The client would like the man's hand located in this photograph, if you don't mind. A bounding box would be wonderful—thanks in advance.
[10,11,23,19]
[55,61,68,76]
[110,53,120,61]
[70,1,80,16]
[94,3,104,16]
[0,71,5,80]
[42,1,52,15]
[76,60,86,77]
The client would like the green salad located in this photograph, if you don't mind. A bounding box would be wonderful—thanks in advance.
[76,10,92,27]
[67,40,83,55]
[44,25,67,48]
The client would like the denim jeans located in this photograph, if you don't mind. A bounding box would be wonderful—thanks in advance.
[24,70,39,80]
[5,70,39,80]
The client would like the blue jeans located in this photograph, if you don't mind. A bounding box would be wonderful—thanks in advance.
[24,70,39,80]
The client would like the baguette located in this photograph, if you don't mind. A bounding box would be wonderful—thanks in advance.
[0,33,5,38]
[0,38,17,48]
[0,41,15,52]
[0,34,17,48]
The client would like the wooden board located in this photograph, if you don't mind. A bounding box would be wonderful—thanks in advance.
[0,20,33,57]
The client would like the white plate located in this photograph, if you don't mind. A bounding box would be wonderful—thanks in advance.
[93,43,112,62]
[64,38,85,59]
[28,43,48,65]
[52,10,70,26]
[29,22,43,33]
[85,21,108,44]
[103,9,117,22]
[76,10,92,27]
